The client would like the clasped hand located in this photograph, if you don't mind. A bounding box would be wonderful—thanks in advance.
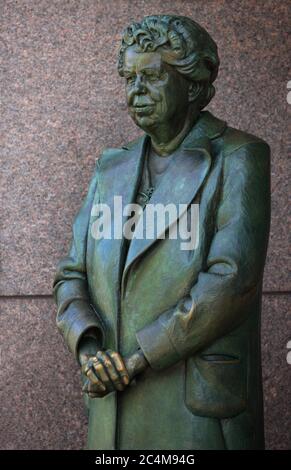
[81,350,130,398]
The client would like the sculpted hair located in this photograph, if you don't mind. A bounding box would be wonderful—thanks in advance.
[118,15,219,110]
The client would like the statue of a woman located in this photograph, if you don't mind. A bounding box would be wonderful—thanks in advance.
[53,15,270,449]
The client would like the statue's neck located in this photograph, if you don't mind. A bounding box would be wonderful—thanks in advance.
[149,109,200,157]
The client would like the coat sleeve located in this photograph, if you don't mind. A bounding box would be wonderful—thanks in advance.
[53,160,105,359]
[136,141,271,370]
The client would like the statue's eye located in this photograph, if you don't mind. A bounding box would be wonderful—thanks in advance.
[126,75,136,85]
[145,71,166,82]
[145,71,160,81]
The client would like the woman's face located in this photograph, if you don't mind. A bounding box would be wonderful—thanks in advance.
[123,45,190,132]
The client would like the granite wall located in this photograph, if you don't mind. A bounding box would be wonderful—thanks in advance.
[1,0,290,449]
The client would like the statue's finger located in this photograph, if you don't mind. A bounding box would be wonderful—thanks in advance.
[85,366,106,392]
[81,357,95,376]
[106,350,130,386]
[82,379,90,393]
[87,381,107,398]
[95,352,125,391]
[92,355,117,390]
[88,392,99,398]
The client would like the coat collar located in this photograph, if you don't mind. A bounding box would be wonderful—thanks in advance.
[97,111,226,295]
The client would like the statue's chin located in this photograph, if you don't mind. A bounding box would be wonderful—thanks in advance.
[133,114,157,131]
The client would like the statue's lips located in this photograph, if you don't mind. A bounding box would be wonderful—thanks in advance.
[133,104,155,114]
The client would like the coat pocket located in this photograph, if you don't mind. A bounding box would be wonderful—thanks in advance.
[184,353,247,419]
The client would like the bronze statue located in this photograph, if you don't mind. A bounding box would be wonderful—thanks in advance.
[53,15,270,449]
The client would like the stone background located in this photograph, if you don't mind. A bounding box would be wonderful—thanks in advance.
[1,0,290,449]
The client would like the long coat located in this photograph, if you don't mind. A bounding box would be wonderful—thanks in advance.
[53,111,270,450]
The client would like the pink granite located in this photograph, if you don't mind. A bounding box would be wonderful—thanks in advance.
[262,294,291,449]
[0,298,87,449]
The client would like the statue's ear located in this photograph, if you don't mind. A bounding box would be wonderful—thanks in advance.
[188,82,204,103]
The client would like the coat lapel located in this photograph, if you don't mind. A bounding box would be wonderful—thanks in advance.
[121,136,212,292]
[96,135,147,300]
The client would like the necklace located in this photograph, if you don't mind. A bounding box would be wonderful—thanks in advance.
[135,140,156,207]
[138,186,155,204]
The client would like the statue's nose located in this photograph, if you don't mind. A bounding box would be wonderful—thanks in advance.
[133,75,146,93]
